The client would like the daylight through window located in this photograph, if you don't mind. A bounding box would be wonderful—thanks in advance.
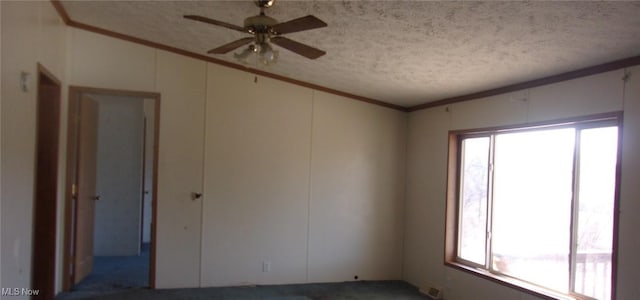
[450,115,620,300]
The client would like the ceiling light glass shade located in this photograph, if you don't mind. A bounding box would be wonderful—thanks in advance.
[258,43,278,65]
[234,44,257,64]
[233,43,278,66]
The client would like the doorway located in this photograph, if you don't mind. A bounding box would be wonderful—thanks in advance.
[32,64,62,300]
[62,86,160,292]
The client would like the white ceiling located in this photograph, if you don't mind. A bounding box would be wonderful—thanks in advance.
[59,0,640,108]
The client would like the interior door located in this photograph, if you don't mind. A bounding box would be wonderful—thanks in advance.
[74,96,100,284]
[32,68,61,299]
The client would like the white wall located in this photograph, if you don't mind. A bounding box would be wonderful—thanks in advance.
[67,29,208,287]
[308,91,406,283]
[154,49,207,288]
[0,0,3,290]
[93,94,145,256]
[1,0,4,290]
[403,69,640,300]
[201,64,406,287]
[617,65,640,300]
[202,65,312,286]
[8,3,637,299]
[1,1,68,297]
[66,28,407,289]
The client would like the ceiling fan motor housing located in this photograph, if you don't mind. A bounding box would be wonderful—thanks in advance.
[244,14,278,35]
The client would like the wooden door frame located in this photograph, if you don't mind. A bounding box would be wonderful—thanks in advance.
[32,63,62,300]
[140,117,147,249]
[62,86,161,290]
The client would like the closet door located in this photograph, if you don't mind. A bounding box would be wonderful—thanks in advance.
[155,50,207,288]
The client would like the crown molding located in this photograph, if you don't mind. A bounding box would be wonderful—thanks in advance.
[50,0,640,114]
[407,55,640,112]
[49,0,408,112]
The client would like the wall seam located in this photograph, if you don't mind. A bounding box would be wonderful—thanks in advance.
[152,49,159,287]
[0,0,4,290]
[153,50,157,92]
[399,111,409,281]
[198,62,209,287]
[305,90,315,283]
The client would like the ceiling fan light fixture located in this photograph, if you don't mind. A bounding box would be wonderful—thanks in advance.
[234,44,257,64]
[254,0,275,9]
[184,0,326,61]
[258,42,278,65]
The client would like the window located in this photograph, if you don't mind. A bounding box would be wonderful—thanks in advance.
[446,113,621,300]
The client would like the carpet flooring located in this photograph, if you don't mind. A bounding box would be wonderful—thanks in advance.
[57,280,430,300]
[56,243,429,300]
[56,244,150,300]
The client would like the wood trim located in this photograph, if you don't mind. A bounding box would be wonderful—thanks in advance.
[50,0,71,25]
[49,0,640,113]
[408,56,640,112]
[444,262,566,300]
[62,87,80,291]
[38,63,62,86]
[49,0,405,112]
[62,86,161,291]
[32,63,62,299]
[444,133,459,264]
[149,95,161,289]
[444,112,624,300]
[610,113,624,300]
[49,1,640,114]
[448,111,623,136]
[68,85,160,99]
[140,118,147,248]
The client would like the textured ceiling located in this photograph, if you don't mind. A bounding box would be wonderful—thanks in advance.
[59,0,640,107]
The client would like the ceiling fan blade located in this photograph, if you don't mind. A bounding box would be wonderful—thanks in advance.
[271,36,326,59]
[271,15,327,35]
[208,37,255,54]
[184,15,247,33]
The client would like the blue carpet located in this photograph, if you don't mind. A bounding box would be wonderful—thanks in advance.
[57,244,428,300]
[57,280,429,300]
[58,244,150,299]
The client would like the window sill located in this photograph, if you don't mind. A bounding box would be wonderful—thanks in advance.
[444,261,590,300]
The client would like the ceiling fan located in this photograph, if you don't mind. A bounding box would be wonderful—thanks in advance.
[184,0,327,65]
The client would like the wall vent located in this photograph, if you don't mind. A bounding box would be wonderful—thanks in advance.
[420,285,443,300]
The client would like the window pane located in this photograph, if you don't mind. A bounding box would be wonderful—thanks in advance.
[492,128,575,292]
[573,127,618,300]
[459,137,490,265]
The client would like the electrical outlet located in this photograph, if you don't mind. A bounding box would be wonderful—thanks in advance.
[262,261,271,272]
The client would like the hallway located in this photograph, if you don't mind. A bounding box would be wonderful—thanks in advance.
[58,244,149,299]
